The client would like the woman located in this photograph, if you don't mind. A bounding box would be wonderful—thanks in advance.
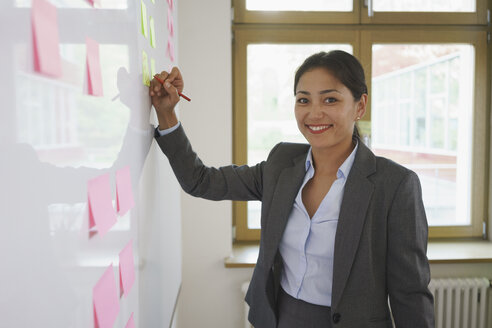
[149,51,434,328]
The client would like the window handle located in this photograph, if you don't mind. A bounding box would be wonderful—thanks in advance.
[364,0,374,17]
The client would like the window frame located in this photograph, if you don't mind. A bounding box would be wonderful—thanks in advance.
[360,28,488,238]
[232,0,360,24]
[232,1,490,242]
[360,2,487,25]
[233,0,487,25]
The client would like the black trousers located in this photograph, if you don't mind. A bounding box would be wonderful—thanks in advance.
[277,288,333,328]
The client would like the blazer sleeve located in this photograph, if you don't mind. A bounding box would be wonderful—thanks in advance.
[155,124,267,201]
[386,171,435,327]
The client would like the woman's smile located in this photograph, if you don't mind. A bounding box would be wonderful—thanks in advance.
[306,124,334,134]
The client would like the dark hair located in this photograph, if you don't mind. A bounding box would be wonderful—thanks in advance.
[294,50,368,139]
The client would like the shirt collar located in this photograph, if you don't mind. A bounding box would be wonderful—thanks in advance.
[305,141,359,179]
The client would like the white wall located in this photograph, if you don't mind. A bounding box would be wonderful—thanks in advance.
[176,2,492,328]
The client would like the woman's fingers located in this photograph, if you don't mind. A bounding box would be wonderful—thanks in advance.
[148,67,183,114]
[150,71,171,97]
[148,69,180,113]
[164,67,184,92]
[165,67,180,83]
[150,68,184,97]
[163,79,180,105]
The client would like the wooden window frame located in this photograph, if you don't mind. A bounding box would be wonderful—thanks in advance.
[232,0,360,24]
[360,28,488,238]
[360,3,487,25]
[232,0,491,242]
[233,0,487,25]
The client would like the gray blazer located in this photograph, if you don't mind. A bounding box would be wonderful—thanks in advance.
[156,124,434,328]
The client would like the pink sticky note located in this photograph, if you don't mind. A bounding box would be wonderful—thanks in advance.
[93,265,120,328]
[166,39,175,62]
[119,240,135,297]
[87,173,117,237]
[167,0,173,10]
[31,0,62,77]
[167,7,174,37]
[116,166,135,215]
[86,37,104,97]
[125,313,135,328]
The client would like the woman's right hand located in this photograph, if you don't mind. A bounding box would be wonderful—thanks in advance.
[149,67,184,129]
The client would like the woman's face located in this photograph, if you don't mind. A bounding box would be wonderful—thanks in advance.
[294,67,366,152]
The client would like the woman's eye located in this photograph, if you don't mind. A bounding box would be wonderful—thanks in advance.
[324,97,337,104]
[297,98,308,104]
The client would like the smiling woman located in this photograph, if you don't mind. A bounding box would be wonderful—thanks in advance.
[292,52,368,221]
[151,50,434,328]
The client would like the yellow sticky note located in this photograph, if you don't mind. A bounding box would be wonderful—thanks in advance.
[150,58,156,78]
[149,16,156,48]
[142,50,150,86]
[141,1,148,38]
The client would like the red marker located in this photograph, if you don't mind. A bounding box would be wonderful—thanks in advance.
[153,75,191,102]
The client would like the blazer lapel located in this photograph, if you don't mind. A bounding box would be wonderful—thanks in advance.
[263,152,307,265]
[331,142,376,309]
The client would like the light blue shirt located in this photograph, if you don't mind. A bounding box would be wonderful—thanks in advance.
[279,143,358,307]
[156,122,181,136]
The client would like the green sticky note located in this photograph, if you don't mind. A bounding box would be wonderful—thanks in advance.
[150,58,156,78]
[142,50,150,86]
[149,16,156,48]
[141,1,148,38]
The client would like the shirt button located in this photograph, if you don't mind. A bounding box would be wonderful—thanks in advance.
[332,313,341,323]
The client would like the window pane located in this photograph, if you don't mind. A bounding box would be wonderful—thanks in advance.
[246,0,352,12]
[374,0,475,12]
[246,44,352,229]
[371,44,475,227]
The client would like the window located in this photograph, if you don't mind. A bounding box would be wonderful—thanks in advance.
[233,0,489,241]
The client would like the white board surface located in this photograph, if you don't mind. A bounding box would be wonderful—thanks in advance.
[0,0,181,327]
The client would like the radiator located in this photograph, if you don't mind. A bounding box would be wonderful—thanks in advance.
[242,278,491,328]
[429,278,490,328]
